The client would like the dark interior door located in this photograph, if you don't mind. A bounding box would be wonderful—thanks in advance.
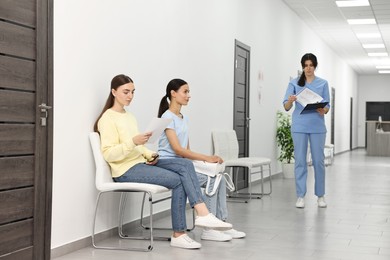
[350,97,353,150]
[331,87,335,146]
[233,40,250,190]
[0,0,53,259]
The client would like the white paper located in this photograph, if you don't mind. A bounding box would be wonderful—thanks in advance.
[296,88,323,107]
[144,118,172,144]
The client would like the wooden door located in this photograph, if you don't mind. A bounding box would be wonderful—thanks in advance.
[0,0,53,259]
[233,40,250,190]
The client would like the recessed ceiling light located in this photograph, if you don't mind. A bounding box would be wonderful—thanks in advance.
[363,44,385,49]
[356,33,381,39]
[376,65,390,69]
[368,53,388,57]
[336,0,370,7]
[378,70,390,74]
[347,19,376,25]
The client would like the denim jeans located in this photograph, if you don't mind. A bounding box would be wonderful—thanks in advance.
[114,158,203,232]
[197,173,228,221]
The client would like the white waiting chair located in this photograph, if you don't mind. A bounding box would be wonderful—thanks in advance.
[89,132,172,251]
[211,130,272,203]
[307,143,334,167]
[324,144,334,166]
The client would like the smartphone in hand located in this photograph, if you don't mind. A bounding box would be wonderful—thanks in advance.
[147,154,159,163]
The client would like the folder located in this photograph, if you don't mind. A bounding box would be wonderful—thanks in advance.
[301,101,329,114]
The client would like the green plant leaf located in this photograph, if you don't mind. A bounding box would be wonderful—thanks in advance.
[276,111,294,163]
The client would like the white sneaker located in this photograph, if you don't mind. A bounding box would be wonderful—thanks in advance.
[170,234,201,249]
[224,229,246,239]
[195,213,233,231]
[317,196,327,208]
[201,229,232,242]
[295,197,305,208]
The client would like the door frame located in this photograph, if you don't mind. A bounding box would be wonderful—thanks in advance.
[34,0,53,258]
[233,39,250,189]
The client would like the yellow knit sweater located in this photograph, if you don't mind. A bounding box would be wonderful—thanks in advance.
[98,109,155,178]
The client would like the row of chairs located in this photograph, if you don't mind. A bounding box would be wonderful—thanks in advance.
[89,130,272,251]
[307,144,335,167]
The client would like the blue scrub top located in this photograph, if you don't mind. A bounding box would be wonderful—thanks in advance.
[283,76,330,134]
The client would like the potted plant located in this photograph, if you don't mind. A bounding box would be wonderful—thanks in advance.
[276,111,295,178]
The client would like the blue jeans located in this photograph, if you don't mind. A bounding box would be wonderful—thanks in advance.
[292,132,326,198]
[197,173,228,221]
[114,158,203,232]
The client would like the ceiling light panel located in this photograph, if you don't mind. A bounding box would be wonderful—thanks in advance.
[336,0,370,7]
[347,19,376,24]
[362,43,385,48]
[376,65,390,69]
[356,33,382,38]
[368,52,388,57]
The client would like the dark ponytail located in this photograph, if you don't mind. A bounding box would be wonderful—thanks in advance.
[158,96,170,118]
[157,78,188,118]
[93,74,133,132]
[297,53,318,87]
[297,71,306,87]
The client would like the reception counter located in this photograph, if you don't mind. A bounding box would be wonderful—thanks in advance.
[366,121,390,156]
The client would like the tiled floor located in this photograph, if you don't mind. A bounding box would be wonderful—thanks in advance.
[53,149,390,260]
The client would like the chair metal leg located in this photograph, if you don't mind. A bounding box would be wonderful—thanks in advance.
[227,163,274,200]
[120,191,172,244]
[118,192,170,242]
[139,192,195,232]
[227,167,249,203]
[260,163,272,196]
[227,167,263,202]
[92,191,156,252]
[118,192,128,236]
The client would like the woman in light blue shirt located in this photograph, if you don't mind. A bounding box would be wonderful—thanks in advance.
[283,53,330,209]
[158,79,246,242]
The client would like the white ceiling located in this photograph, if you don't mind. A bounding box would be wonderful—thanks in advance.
[282,0,390,75]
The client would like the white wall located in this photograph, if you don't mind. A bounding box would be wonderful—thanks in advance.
[357,75,390,147]
[52,0,358,249]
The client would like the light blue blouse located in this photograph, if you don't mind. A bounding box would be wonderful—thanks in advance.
[158,110,189,158]
[283,76,330,133]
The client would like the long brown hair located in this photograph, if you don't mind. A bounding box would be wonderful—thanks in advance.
[93,74,133,132]
[297,53,318,87]
[157,78,187,118]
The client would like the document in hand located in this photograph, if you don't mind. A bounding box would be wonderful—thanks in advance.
[144,118,172,144]
[295,88,327,114]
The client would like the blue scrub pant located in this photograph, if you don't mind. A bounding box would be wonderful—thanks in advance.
[292,132,326,198]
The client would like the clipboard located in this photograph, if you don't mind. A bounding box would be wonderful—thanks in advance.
[301,101,329,114]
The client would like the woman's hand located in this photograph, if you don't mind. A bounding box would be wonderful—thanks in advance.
[316,107,328,116]
[146,153,159,165]
[205,155,224,164]
[284,95,297,111]
[288,95,297,103]
[132,132,152,145]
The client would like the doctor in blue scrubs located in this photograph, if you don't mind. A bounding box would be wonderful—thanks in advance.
[283,53,330,209]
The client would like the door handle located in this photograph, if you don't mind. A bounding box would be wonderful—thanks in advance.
[246,117,251,128]
[38,103,52,126]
